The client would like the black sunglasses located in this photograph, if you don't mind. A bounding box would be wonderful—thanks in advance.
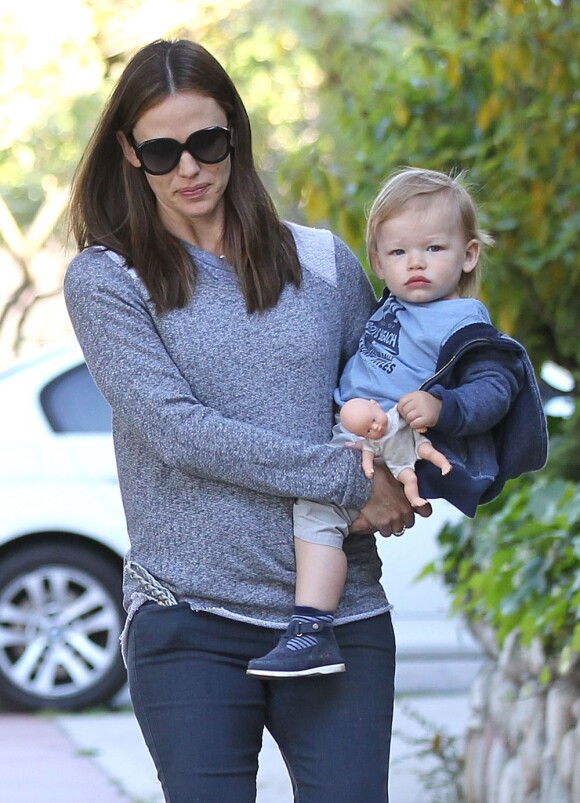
[129,126,232,175]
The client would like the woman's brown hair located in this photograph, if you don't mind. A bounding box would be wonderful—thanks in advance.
[68,39,301,313]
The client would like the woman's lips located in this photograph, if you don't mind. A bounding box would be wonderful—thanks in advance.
[178,184,209,198]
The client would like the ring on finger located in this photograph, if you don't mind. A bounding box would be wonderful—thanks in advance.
[392,526,407,537]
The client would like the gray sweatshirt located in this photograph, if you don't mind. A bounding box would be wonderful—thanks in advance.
[64,223,391,632]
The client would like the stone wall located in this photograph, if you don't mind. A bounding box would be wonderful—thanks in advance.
[462,627,580,803]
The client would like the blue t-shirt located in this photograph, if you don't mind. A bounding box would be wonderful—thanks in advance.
[335,294,491,411]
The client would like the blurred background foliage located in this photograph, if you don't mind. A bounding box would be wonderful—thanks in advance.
[0,0,578,663]
[0,0,577,372]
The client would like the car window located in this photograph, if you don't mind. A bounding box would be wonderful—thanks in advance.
[40,363,112,433]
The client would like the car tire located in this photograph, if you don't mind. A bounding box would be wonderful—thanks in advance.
[0,541,127,711]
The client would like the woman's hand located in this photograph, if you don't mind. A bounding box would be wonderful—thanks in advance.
[349,462,432,537]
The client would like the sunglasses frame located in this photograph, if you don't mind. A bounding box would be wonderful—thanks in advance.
[129,126,232,175]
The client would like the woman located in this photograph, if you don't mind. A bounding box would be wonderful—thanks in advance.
[64,38,423,803]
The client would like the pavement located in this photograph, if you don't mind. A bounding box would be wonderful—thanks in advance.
[0,658,483,803]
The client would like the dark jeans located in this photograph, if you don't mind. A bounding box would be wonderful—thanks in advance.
[127,602,395,803]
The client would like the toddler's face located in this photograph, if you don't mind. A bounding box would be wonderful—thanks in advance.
[372,197,479,303]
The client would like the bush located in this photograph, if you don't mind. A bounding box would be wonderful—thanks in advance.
[424,472,580,682]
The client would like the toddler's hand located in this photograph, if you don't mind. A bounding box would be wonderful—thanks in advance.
[397,391,442,432]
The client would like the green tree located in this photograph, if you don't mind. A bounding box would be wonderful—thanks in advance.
[234,0,579,377]
[0,0,240,357]
[1,0,578,381]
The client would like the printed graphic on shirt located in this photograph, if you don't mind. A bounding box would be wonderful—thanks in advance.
[358,298,404,374]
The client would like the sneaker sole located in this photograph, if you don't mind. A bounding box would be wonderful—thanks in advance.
[246,663,346,678]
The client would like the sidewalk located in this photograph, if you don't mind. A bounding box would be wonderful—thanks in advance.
[0,687,474,803]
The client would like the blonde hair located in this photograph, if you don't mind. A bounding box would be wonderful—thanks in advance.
[366,167,494,297]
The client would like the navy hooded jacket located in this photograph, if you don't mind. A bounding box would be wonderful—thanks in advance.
[415,322,548,517]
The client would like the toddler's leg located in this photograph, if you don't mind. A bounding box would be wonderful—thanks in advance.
[246,500,351,679]
[246,536,347,678]
[295,538,347,610]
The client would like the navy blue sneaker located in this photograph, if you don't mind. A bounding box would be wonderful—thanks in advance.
[246,618,346,678]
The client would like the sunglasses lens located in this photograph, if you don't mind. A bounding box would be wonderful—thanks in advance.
[134,128,231,174]
[188,127,231,164]
[138,140,182,175]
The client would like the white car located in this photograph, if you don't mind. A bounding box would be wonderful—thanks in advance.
[0,344,128,710]
[0,343,483,711]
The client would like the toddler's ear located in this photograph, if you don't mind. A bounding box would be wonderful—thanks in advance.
[463,239,480,273]
[369,252,387,283]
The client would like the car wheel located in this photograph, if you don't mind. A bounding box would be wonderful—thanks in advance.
[0,542,126,711]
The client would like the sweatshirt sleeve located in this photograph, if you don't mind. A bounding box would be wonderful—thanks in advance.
[63,249,372,509]
[429,348,526,437]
